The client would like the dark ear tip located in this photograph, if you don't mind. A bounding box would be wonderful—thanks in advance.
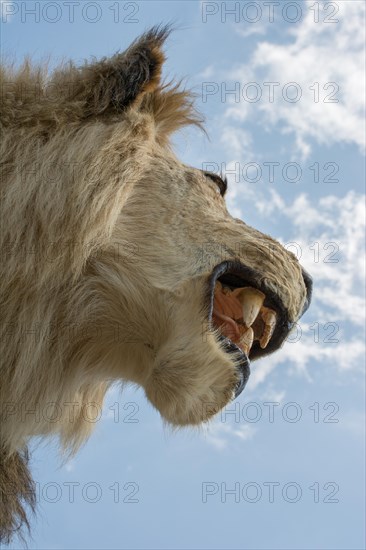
[80,26,172,116]
[141,24,173,48]
[130,45,166,100]
[119,27,170,108]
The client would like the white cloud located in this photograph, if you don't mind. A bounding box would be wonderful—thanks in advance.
[203,419,256,449]
[259,387,286,404]
[199,65,215,79]
[226,1,365,159]
[276,191,365,327]
[220,130,254,218]
[249,331,365,391]
[221,126,253,159]
[63,459,76,472]
[234,20,268,39]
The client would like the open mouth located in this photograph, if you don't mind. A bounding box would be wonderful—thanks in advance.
[207,260,294,398]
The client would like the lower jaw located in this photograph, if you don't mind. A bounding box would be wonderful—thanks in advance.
[217,334,250,398]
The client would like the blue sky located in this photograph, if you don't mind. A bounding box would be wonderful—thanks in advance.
[1,1,365,549]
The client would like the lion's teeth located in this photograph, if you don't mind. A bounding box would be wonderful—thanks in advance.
[235,287,265,328]
[260,308,277,349]
[239,327,254,356]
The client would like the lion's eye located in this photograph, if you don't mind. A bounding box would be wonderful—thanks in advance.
[204,172,228,197]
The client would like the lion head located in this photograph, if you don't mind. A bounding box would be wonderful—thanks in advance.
[0,25,313,542]
[0,26,312,448]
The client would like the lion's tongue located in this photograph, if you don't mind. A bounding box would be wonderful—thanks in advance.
[212,309,240,341]
[213,308,253,355]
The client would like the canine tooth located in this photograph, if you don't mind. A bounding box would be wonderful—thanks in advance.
[239,327,254,356]
[235,287,265,328]
[260,309,277,349]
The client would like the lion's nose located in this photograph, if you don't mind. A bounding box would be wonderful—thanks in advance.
[300,267,313,316]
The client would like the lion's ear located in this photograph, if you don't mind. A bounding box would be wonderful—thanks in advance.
[67,26,170,116]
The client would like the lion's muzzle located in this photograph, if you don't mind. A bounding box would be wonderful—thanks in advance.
[207,260,313,398]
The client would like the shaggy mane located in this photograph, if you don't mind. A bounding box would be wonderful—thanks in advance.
[0,57,204,143]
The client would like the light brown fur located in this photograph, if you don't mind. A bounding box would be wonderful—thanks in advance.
[0,27,308,543]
